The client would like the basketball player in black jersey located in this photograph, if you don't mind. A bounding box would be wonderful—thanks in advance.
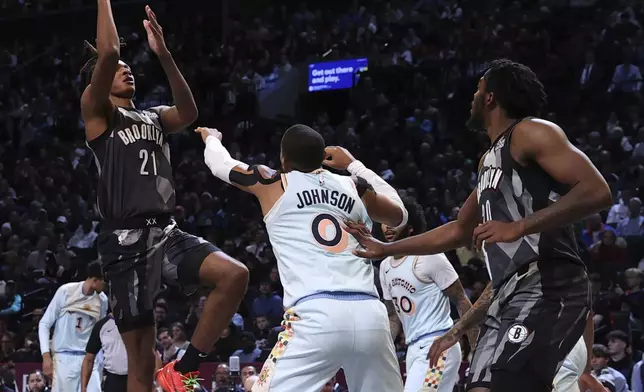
[346,59,612,392]
[81,2,248,391]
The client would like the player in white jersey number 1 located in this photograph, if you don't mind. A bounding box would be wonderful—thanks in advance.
[379,197,475,392]
[199,124,407,392]
[38,261,108,392]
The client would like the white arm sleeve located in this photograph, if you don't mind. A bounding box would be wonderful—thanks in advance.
[203,135,249,184]
[414,254,459,290]
[39,286,66,355]
[347,160,408,228]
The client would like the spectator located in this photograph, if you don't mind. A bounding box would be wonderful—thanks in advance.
[154,304,169,330]
[608,330,635,382]
[593,344,629,392]
[26,370,48,392]
[608,189,634,225]
[0,332,15,363]
[171,322,189,350]
[582,213,617,248]
[617,197,644,236]
[211,363,242,392]
[231,332,262,363]
[0,281,21,316]
[590,230,628,276]
[251,281,283,320]
[253,315,272,345]
[608,52,643,94]
[158,327,185,364]
[240,366,256,387]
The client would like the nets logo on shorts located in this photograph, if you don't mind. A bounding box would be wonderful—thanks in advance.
[507,324,529,343]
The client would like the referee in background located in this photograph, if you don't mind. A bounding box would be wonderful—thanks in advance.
[81,314,128,392]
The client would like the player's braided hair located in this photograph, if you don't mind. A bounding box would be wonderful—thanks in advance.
[80,38,127,84]
[483,59,548,119]
[401,195,426,235]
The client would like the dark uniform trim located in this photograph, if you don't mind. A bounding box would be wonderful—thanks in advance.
[352,176,374,198]
[229,165,282,187]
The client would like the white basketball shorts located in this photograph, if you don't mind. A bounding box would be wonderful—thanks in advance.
[252,296,403,392]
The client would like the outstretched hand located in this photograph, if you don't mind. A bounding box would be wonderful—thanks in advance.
[194,127,222,144]
[343,220,386,259]
[143,5,169,56]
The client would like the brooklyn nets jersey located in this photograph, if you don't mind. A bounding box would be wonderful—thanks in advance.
[87,106,175,221]
[477,121,583,287]
[264,170,377,307]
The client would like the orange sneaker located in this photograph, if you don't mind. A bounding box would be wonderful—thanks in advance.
[155,360,202,392]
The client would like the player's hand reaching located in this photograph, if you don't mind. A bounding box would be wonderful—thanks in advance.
[195,127,222,143]
[143,5,169,56]
[344,220,386,259]
[427,330,458,367]
[323,146,356,171]
[473,220,524,250]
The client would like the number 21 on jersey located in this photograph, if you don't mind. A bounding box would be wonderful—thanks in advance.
[139,149,158,176]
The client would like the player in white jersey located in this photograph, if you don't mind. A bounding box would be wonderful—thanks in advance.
[379,197,474,392]
[199,124,408,392]
[39,262,108,392]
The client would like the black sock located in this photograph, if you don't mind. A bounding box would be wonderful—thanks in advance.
[174,344,207,374]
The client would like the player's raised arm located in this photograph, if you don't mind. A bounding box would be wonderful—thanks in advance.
[473,119,612,249]
[144,6,198,133]
[80,0,120,141]
[323,146,408,228]
[199,127,282,210]
[38,286,66,379]
[346,189,479,259]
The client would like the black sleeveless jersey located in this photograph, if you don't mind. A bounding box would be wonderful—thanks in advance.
[87,106,175,221]
[476,120,583,288]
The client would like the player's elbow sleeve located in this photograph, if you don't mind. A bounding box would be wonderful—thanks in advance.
[203,136,248,184]
[396,204,409,228]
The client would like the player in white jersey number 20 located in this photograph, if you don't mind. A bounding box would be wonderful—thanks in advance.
[38,262,108,392]
[379,197,475,392]
[200,124,407,392]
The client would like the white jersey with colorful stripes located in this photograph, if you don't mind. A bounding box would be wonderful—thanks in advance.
[379,254,458,344]
[38,282,108,355]
[264,169,376,307]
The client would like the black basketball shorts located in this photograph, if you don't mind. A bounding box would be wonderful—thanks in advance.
[98,220,219,332]
[466,260,590,392]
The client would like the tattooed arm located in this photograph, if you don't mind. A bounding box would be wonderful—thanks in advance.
[442,279,477,350]
[451,282,493,337]
[428,282,493,365]
[385,300,402,340]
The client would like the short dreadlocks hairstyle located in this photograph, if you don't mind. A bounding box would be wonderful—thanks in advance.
[80,38,127,84]
[401,195,426,235]
[483,59,548,119]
